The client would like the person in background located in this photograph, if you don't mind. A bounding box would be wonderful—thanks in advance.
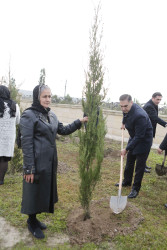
[20,84,88,239]
[143,92,167,173]
[0,85,20,185]
[157,134,167,208]
[115,94,153,198]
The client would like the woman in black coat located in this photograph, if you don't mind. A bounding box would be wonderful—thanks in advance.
[20,84,88,239]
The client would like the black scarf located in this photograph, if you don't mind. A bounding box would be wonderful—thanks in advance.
[29,85,50,114]
[0,85,16,118]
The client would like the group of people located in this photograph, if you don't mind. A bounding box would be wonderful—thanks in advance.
[0,83,167,239]
[116,93,167,199]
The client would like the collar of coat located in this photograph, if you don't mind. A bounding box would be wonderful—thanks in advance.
[148,99,158,111]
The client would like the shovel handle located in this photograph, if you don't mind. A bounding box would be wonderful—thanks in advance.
[118,129,124,196]
[162,153,167,167]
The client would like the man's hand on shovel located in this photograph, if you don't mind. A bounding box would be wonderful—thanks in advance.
[157,148,163,154]
[121,149,127,158]
[121,124,125,130]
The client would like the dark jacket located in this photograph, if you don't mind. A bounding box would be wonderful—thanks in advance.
[123,103,153,155]
[143,99,167,137]
[159,134,167,151]
[20,109,81,215]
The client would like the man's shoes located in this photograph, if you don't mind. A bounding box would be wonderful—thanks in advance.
[128,189,138,198]
[144,168,150,173]
[0,181,4,185]
[146,165,152,170]
[115,182,131,187]
[164,204,167,209]
[27,220,45,239]
[27,218,47,230]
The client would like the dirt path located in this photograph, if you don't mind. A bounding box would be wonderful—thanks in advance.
[0,216,70,249]
[0,217,29,249]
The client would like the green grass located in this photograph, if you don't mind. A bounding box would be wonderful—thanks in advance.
[0,136,167,249]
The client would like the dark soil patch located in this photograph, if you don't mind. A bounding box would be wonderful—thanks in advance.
[67,198,144,246]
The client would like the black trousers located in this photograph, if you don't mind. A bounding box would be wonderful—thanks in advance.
[123,151,150,192]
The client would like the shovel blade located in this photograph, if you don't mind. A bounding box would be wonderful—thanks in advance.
[110,196,127,214]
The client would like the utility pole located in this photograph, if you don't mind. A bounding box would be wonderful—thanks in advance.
[64,80,67,97]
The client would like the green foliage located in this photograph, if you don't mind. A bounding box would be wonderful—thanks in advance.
[8,77,21,105]
[52,94,81,104]
[9,142,23,174]
[52,94,62,103]
[61,94,73,104]
[78,4,107,219]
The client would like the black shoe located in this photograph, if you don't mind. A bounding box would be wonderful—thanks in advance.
[27,220,45,239]
[27,218,47,230]
[0,181,4,185]
[144,168,150,173]
[146,165,152,170]
[36,219,47,230]
[115,182,131,187]
[164,204,167,209]
[128,189,138,198]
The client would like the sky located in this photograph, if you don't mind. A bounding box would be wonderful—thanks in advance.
[0,0,167,104]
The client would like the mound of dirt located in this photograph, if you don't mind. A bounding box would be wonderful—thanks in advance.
[67,198,144,246]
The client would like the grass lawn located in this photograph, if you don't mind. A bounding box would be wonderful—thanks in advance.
[0,135,167,249]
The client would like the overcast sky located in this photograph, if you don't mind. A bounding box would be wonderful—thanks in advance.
[0,0,167,103]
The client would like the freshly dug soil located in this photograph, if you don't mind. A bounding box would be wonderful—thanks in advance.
[67,198,144,246]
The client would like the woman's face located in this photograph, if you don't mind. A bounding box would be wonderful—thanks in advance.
[40,89,51,108]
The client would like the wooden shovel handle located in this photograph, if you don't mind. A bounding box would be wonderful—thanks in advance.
[118,129,124,196]
[162,153,167,167]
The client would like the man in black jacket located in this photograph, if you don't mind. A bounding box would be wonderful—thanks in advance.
[115,94,153,198]
[143,92,167,172]
[157,134,167,208]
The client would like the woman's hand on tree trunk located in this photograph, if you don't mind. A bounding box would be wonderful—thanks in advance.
[80,116,88,123]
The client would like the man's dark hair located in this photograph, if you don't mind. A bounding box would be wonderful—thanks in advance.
[152,92,162,98]
[119,94,132,102]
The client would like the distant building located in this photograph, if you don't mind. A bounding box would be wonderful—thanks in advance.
[19,89,33,99]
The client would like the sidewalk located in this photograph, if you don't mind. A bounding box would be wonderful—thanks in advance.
[106,134,159,149]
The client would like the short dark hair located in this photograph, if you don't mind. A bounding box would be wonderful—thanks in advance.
[119,94,132,102]
[152,92,162,98]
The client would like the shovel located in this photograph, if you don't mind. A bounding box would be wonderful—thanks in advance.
[110,129,127,214]
[155,151,167,176]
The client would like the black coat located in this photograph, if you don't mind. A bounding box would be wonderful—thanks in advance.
[143,99,167,137]
[20,109,81,215]
[123,103,153,155]
[159,133,167,151]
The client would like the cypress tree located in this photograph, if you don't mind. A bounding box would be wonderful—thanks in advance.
[78,4,107,220]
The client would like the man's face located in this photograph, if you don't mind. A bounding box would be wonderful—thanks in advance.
[120,99,133,113]
[152,96,162,106]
